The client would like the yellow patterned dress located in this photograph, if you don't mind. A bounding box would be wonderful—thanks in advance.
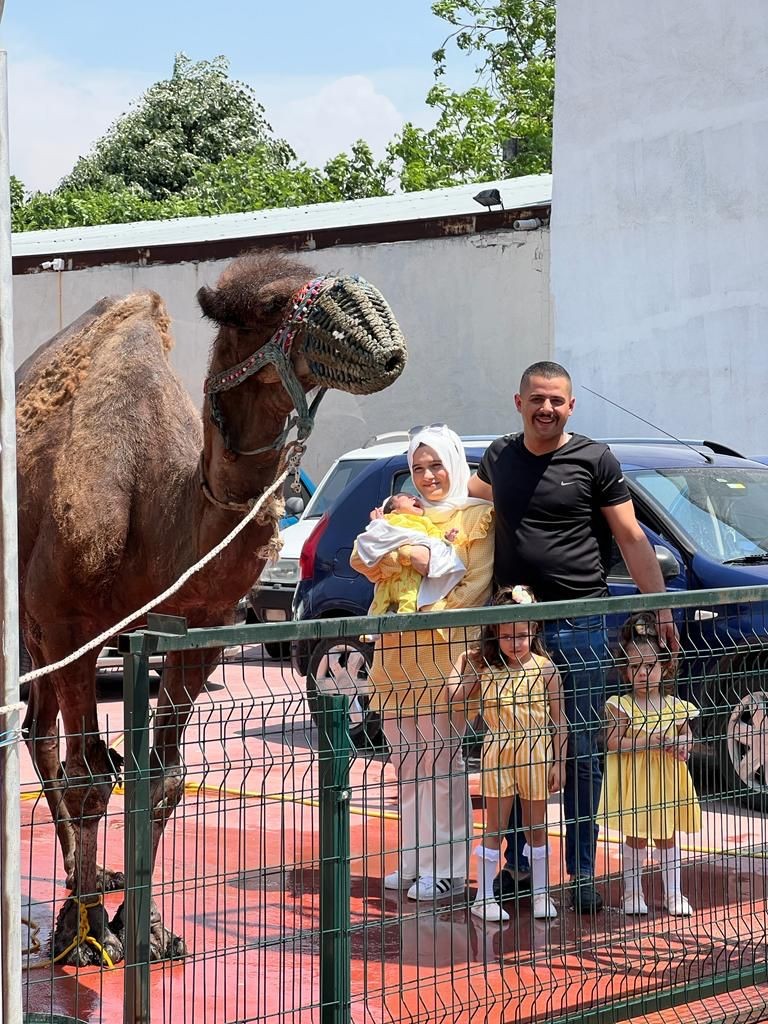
[350,503,494,715]
[480,653,554,801]
[598,694,702,841]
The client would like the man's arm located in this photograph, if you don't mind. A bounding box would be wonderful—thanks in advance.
[468,473,493,500]
[601,501,678,651]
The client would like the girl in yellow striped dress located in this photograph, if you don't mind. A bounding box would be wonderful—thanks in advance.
[451,586,567,922]
[599,613,701,917]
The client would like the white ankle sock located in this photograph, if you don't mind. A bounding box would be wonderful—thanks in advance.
[622,843,648,899]
[475,844,500,901]
[524,843,549,895]
[659,844,681,898]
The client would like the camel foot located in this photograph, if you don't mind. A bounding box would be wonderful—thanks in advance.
[98,866,126,892]
[51,895,124,967]
[111,900,187,961]
[66,865,125,893]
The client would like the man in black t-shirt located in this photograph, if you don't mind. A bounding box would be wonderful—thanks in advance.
[469,361,676,912]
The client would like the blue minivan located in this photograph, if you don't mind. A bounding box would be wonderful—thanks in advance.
[293,435,768,805]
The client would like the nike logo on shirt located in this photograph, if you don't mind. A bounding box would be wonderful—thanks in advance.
[560,481,576,486]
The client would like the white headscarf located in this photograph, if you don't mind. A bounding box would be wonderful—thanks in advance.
[407,425,491,512]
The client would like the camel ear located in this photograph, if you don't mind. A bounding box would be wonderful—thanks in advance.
[257,278,301,317]
[197,285,233,326]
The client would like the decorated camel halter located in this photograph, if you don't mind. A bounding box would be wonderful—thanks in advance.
[204,276,330,459]
[201,271,404,509]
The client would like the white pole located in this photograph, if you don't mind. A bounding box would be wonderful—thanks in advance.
[0,43,23,1024]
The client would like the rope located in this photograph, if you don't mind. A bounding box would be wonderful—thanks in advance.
[24,895,116,970]
[19,463,291,686]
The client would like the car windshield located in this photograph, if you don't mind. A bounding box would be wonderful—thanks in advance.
[629,467,768,562]
[303,459,374,519]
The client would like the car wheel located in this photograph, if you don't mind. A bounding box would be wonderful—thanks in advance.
[306,637,385,751]
[264,641,291,661]
[718,681,768,809]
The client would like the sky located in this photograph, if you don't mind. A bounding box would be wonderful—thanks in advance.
[0,0,476,192]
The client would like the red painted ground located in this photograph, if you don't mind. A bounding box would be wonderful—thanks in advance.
[18,648,768,1024]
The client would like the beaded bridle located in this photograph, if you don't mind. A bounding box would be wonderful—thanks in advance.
[201,272,406,511]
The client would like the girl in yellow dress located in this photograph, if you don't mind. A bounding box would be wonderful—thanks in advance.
[599,612,701,917]
[451,586,566,922]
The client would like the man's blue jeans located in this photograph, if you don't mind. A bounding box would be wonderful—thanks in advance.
[502,615,608,880]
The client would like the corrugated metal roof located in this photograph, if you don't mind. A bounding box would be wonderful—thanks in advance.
[11,174,552,259]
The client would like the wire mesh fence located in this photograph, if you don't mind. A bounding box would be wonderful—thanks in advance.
[16,587,768,1023]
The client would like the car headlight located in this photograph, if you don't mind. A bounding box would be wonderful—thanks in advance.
[260,558,300,586]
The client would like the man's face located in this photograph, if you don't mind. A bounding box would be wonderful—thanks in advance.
[515,374,575,443]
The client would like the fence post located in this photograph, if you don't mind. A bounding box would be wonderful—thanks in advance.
[123,645,153,1024]
[317,693,352,1024]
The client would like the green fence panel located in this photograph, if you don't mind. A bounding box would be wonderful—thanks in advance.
[318,693,352,1024]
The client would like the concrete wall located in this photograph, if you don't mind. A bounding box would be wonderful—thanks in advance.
[13,228,551,479]
[551,1,768,453]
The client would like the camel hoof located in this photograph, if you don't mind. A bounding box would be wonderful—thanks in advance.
[52,896,124,967]
[97,867,126,892]
[111,901,187,962]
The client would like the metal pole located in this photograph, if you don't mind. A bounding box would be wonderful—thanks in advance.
[0,45,23,1024]
[317,694,352,1024]
[123,647,152,1024]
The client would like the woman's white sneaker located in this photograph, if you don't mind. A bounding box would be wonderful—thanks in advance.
[384,871,416,890]
[532,894,558,919]
[471,899,509,923]
[407,876,465,901]
[664,894,692,916]
[623,892,649,915]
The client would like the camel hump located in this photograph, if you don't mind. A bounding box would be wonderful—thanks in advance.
[16,290,173,434]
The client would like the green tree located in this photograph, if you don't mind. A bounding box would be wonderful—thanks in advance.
[61,53,294,200]
[390,0,555,190]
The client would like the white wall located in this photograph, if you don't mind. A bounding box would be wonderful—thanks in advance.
[551,1,768,453]
[13,228,551,479]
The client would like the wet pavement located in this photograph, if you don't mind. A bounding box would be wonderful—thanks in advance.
[18,648,768,1023]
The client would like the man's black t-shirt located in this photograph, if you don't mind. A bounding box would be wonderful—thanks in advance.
[476,433,631,601]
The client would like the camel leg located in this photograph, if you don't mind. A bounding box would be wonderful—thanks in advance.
[46,654,124,967]
[112,647,222,960]
[22,653,79,887]
[22,639,124,894]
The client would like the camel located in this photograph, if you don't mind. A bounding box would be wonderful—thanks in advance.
[15,251,406,966]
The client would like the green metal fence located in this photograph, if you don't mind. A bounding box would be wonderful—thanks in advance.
[18,586,768,1023]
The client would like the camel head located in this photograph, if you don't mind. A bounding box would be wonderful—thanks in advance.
[197,252,407,459]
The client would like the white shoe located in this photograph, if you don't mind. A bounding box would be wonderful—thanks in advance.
[664,894,692,916]
[471,899,509,923]
[532,894,558,919]
[623,893,649,915]
[384,871,416,890]
[407,876,465,901]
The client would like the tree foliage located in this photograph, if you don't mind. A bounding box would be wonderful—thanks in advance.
[390,0,555,190]
[60,54,294,200]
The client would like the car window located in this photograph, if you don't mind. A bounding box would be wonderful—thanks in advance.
[629,467,768,562]
[391,464,480,498]
[303,459,374,519]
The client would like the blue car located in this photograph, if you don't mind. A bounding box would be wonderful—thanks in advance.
[293,434,768,805]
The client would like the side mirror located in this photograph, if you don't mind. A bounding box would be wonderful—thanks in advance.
[284,496,305,518]
[654,545,680,581]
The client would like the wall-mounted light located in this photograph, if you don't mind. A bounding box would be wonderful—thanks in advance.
[512,217,542,231]
[40,258,65,271]
[473,188,504,212]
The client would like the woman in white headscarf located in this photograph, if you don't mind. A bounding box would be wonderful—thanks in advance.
[350,425,494,902]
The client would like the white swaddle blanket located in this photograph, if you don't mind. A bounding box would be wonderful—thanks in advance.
[355,519,466,609]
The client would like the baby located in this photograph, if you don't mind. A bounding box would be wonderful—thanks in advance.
[355,493,466,615]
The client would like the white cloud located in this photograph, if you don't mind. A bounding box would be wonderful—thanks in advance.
[262,74,409,166]
[7,51,150,191]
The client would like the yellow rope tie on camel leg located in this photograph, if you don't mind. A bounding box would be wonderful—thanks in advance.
[26,894,116,970]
